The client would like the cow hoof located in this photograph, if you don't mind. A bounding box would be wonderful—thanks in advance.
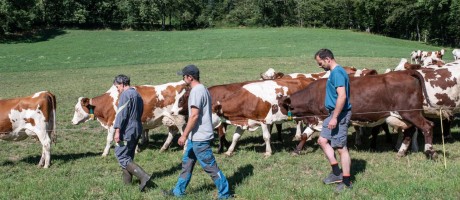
[292,136,301,141]
[263,153,272,158]
[224,152,233,157]
[425,151,438,160]
[159,148,166,153]
[396,151,406,157]
[291,151,300,156]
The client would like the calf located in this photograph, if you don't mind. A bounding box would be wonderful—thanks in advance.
[72,81,189,156]
[279,71,436,158]
[0,91,56,168]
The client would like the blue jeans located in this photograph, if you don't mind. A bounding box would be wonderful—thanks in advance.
[173,139,231,199]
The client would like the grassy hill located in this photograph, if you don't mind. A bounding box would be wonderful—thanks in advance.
[0,28,459,199]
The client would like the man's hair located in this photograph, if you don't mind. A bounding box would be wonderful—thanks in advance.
[113,74,130,86]
[314,49,335,60]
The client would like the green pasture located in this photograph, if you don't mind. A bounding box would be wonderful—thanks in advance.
[1,28,459,199]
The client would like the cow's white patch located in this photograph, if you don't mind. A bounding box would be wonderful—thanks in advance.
[32,91,46,98]
[71,97,90,125]
[106,85,119,112]
[243,81,288,103]
[4,106,45,141]
[394,58,407,71]
[170,88,186,115]
[154,80,185,101]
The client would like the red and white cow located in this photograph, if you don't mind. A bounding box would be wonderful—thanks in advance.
[212,76,321,157]
[411,49,445,64]
[72,81,189,156]
[0,91,56,168]
[279,71,436,158]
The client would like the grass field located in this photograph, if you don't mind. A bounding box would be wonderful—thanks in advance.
[1,28,459,199]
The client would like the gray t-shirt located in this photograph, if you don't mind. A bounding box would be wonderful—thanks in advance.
[188,84,214,141]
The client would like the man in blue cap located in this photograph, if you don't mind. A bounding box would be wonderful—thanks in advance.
[163,64,232,199]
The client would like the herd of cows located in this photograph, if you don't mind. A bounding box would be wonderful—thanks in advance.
[1,48,460,168]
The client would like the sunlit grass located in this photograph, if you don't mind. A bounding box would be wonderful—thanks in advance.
[0,28,459,199]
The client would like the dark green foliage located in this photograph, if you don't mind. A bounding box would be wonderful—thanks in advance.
[1,0,460,46]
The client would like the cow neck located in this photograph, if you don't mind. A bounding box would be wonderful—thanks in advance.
[89,98,95,120]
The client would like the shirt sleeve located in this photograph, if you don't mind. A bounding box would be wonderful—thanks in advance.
[188,87,203,110]
[332,70,347,88]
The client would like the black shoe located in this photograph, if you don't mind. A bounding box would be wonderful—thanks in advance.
[323,172,343,184]
[335,182,353,192]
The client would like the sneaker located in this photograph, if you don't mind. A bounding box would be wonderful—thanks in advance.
[323,172,343,184]
[335,182,353,192]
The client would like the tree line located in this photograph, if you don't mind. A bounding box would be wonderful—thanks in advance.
[1,0,459,46]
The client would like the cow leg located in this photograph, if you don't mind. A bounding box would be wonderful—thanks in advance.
[354,126,363,146]
[217,124,229,154]
[103,127,115,157]
[411,129,419,152]
[225,126,244,156]
[293,121,303,141]
[135,129,149,153]
[261,124,272,157]
[397,127,415,157]
[140,129,149,146]
[370,126,380,150]
[443,119,453,139]
[275,123,283,143]
[400,113,435,158]
[381,123,392,144]
[291,126,317,156]
[160,126,178,152]
[291,134,308,156]
[31,128,51,168]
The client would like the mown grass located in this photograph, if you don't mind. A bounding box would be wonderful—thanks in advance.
[0,28,459,200]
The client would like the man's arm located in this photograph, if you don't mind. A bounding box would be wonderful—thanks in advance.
[178,106,199,146]
[328,86,346,129]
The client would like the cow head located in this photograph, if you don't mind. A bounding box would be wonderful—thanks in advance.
[72,97,93,125]
[170,86,191,116]
[260,68,284,80]
[277,96,292,116]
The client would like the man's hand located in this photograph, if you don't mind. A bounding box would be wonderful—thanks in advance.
[114,129,120,143]
[178,135,187,146]
[328,117,338,130]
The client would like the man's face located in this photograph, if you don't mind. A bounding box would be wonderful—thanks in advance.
[183,75,192,85]
[315,56,331,71]
[114,83,124,93]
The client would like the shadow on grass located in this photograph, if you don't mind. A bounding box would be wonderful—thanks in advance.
[0,29,67,44]
[350,158,366,182]
[220,127,307,155]
[189,164,254,195]
[10,152,100,166]
[151,163,182,180]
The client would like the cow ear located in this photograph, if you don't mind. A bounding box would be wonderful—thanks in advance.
[213,104,222,114]
[276,72,284,78]
[81,97,90,106]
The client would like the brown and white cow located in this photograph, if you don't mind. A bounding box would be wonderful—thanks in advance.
[72,81,189,156]
[411,49,445,64]
[279,70,437,158]
[212,76,321,157]
[0,91,56,168]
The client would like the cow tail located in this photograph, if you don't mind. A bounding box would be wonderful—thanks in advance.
[408,70,433,107]
[47,91,57,144]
